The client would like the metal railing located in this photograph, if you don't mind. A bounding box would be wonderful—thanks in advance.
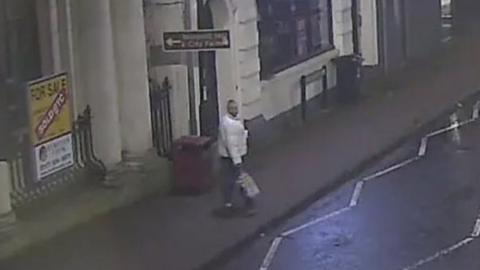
[149,77,173,158]
[7,106,106,207]
[300,66,329,122]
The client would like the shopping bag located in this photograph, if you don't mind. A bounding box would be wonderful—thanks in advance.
[238,172,260,198]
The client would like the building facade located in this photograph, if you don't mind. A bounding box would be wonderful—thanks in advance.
[146,0,366,140]
[0,0,365,173]
[1,0,153,171]
[1,0,459,207]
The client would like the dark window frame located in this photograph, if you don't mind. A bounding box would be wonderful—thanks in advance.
[257,0,334,80]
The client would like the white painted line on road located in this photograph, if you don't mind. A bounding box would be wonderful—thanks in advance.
[281,207,351,237]
[427,124,457,138]
[459,118,476,127]
[362,157,419,182]
[259,237,283,270]
[349,181,365,207]
[427,118,476,139]
[471,216,480,237]
[401,237,475,270]
[418,137,428,157]
[256,107,480,270]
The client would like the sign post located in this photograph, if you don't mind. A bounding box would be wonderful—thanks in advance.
[28,73,74,180]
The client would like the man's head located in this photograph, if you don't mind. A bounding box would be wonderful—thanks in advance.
[227,99,239,118]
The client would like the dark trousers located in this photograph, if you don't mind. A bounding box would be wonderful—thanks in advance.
[220,157,252,206]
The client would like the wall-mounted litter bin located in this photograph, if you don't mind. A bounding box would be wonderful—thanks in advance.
[172,136,213,193]
[334,54,363,103]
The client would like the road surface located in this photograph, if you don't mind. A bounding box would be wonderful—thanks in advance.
[223,115,480,270]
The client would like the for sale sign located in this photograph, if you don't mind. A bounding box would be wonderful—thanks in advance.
[29,73,72,145]
[28,73,74,180]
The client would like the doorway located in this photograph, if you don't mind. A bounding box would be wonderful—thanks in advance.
[198,1,220,138]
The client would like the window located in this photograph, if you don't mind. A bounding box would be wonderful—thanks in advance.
[0,0,41,82]
[257,0,333,79]
[0,0,41,158]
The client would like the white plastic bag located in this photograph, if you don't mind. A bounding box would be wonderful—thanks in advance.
[238,172,260,198]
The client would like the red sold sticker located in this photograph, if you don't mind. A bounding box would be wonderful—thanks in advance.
[35,88,68,141]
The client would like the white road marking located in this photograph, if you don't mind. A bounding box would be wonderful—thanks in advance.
[418,137,428,157]
[349,181,365,207]
[459,118,476,126]
[259,237,283,270]
[427,124,457,137]
[401,237,475,270]
[362,157,419,182]
[281,207,351,237]
[471,216,480,237]
[427,118,476,138]
[259,109,480,270]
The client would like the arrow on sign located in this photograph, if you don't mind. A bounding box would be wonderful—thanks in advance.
[166,38,182,47]
[220,36,229,46]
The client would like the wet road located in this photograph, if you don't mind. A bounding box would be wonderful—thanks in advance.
[223,116,480,269]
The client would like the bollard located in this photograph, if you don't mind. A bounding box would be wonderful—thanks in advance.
[300,75,307,122]
[0,160,15,232]
[321,66,329,111]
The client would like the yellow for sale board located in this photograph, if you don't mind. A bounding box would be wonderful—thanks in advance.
[28,73,72,146]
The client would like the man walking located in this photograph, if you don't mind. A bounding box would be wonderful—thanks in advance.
[218,100,256,217]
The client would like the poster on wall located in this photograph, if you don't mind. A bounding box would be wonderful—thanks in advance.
[28,73,74,180]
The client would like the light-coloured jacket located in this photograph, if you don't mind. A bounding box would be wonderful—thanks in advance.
[219,114,248,165]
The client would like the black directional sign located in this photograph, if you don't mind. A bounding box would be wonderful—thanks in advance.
[163,30,231,51]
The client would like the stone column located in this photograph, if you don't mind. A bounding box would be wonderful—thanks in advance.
[0,161,15,232]
[111,0,152,157]
[76,0,122,168]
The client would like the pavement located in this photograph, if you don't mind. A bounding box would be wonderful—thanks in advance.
[0,152,171,261]
[224,103,480,270]
[1,24,480,270]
